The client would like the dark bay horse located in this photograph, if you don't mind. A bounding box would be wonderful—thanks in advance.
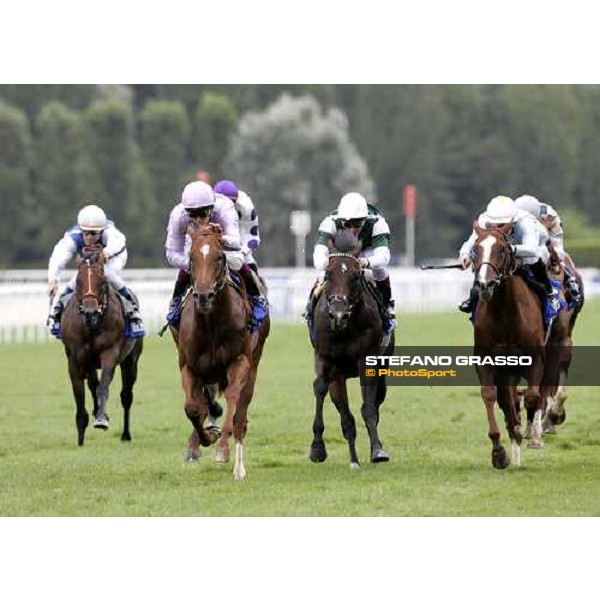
[470,223,546,469]
[174,223,269,480]
[60,247,143,446]
[309,253,394,468]
[539,244,584,433]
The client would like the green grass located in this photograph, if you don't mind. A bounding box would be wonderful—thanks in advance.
[1,301,600,516]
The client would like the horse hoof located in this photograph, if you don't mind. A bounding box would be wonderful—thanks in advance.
[371,449,390,463]
[527,439,545,449]
[121,432,132,442]
[185,449,201,462]
[492,447,510,469]
[213,447,230,463]
[93,417,109,430]
[309,443,327,463]
[549,410,566,426]
[350,462,360,470]
[543,423,557,435]
[233,467,247,480]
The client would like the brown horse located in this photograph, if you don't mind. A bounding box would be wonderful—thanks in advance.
[174,223,269,480]
[60,247,143,446]
[539,244,584,433]
[309,253,394,468]
[470,223,546,469]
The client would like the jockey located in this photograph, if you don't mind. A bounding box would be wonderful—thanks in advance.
[213,179,268,324]
[308,191,396,333]
[458,195,559,314]
[164,180,245,328]
[47,204,144,337]
[514,194,581,303]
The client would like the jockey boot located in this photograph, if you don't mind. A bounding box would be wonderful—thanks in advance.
[375,277,396,333]
[118,287,145,336]
[166,273,191,327]
[564,268,581,305]
[48,286,73,337]
[303,282,324,323]
[459,285,479,314]
[530,259,560,311]
[240,263,268,326]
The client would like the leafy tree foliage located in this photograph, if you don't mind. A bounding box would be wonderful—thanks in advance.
[225,94,375,266]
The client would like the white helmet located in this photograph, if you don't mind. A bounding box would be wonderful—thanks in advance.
[337,192,368,220]
[484,196,517,224]
[77,205,107,231]
[514,194,541,218]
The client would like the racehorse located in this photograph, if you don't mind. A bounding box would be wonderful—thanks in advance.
[470,222,546,469]
[59,247,143,446]
[539,243,584,433]
[309,252,394,468]
[174,222,269,480]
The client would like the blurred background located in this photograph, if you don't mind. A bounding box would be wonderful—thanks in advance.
[2,84,600,338]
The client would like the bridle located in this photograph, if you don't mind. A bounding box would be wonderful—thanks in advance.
[325,253,362,328]
[473,229,517,289]
[77,257,108,318]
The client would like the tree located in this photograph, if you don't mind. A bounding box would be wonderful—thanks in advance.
[225,93,375,266]
[0,102,34,265]
[34,102,87,252]
[192,92,238,180]
[82,100,136,226]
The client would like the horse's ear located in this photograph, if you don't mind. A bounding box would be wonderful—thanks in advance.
[499,221,514,236]
[186,220,199,237]
[211,223,223,235]
[473,221,481,234]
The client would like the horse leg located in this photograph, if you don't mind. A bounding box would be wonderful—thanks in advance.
[231,370,256,480]
[214,355,250,464]
[497,385,522,467]
[119,349,140,442]
[185,429,201,463]
[94,354,117,430]
[87,369,99,418]
[481,385,509,469]
[68,360,89,447]
[309,359,329,463]
[329,376,360,469]
[182,366,214,449]
[361,376,390,464]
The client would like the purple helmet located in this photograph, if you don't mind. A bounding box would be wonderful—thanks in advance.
[181,181,215,209]
[214,180,239,201]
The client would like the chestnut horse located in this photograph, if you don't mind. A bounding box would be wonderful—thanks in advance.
[470,223,546,469]
[309,253,394,468]
[174,223,269,480]
[60,247,143,446]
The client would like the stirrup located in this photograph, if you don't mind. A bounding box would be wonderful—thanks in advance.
[458,299,472,313]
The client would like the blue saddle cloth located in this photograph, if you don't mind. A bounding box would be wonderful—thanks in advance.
[470,270,567,331]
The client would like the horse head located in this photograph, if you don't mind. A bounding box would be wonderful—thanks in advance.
[188,222,226,313]
[75,246,108,329]
[324,253,362,332]
[472,221,516,301]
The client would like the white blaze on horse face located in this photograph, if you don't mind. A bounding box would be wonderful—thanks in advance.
[200,244,210,258]
[478,236,496,286]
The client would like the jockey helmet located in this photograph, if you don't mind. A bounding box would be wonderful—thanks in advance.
[484,196,517,224]
[214,180,239,201]
[77,205,107,231]
[514,194,541,218]
[181,181,215,209]
[337,192,368,220]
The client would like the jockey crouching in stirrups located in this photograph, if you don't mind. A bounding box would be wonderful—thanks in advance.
[162,180,247,330]
[213,179,268,328]
[47,204,145,338]
[458,195,560,317]
[514,194,582,306]
[305,191,396,334]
